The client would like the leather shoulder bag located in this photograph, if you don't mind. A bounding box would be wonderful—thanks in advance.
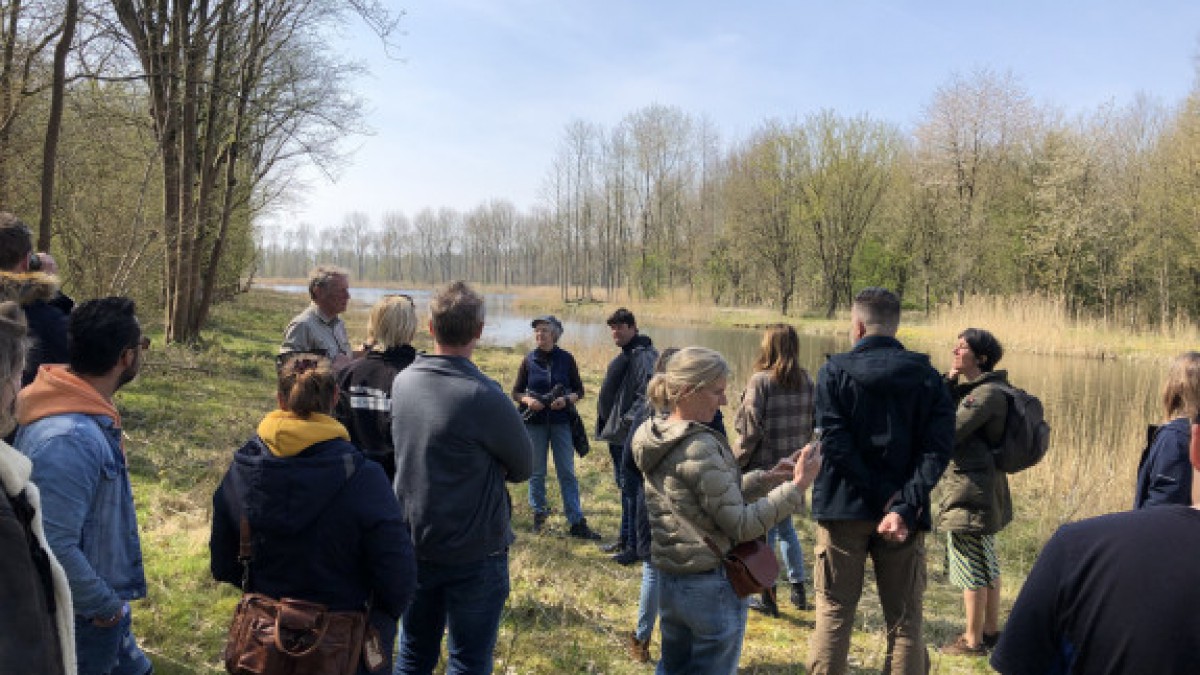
[221,458,380,675]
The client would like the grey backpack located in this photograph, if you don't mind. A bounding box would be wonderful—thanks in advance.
[990,382,1051,474]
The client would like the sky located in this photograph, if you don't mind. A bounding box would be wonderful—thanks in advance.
[272,1,1200,233]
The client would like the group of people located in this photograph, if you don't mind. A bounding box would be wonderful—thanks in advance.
[4,216,1200,675]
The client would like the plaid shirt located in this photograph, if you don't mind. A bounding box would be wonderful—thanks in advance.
[733,369,815,472]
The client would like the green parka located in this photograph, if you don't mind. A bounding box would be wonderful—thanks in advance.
[936,370,1013,535]
[633,417,805,575]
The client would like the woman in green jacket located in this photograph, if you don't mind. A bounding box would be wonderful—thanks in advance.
[938,328,1012,657]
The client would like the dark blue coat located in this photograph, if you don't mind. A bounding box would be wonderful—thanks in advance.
[210,435,416,662]
[811,336,955,531]
[1134,417,1193,509]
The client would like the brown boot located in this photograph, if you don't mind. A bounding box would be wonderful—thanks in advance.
[626,631,650,663]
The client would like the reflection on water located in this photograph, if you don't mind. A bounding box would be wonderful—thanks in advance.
[265,284,1166,476]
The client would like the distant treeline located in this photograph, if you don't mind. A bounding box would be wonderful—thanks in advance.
[260,69,1200,327]
[3,0,1195,339]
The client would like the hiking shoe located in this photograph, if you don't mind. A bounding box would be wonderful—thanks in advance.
[627,631,650,663]
[599,540,625,553]
[612,549,639,566]
[569,519,602,541]
[748,590,779,618]
[982,631,1001,649]
[940,636,986,656]
[532,511,548,534]
[789,583,810,611]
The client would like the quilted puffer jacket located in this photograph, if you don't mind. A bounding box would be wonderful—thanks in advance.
[633,417,805,575]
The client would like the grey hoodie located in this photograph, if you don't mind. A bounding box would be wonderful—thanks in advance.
[633,417,806,575]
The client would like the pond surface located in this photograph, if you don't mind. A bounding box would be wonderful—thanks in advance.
[266,283,1165,499]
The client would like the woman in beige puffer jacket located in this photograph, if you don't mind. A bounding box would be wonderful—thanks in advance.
[633,346,821,675]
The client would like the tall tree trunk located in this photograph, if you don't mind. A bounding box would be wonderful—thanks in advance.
[37,0,78,251]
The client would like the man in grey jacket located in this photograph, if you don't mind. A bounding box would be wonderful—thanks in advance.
[391,281,533,675]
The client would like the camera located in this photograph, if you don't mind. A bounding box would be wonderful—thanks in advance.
[521,384,565,422]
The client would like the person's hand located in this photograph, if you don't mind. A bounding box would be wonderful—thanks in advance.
[525,397,545,412]
[91,603,126,628]
[877,512,909,543]
[768,457,796,482]
[35,252,59,274]
[791,442,823,489]
[946,367,961,381]
[550,397,566,411]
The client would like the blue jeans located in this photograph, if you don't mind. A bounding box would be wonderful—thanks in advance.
[656,566,748,675]
[75,609,152,675]
[396,553,510,675]
[525,423,584,524]
[616,444,640,547]
[768,516,806,584]
[636,562,660,643]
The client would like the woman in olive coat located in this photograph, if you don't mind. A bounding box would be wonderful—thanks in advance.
[938,328,1012,657]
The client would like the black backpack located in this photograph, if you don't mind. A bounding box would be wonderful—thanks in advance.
[990,382,1051,473]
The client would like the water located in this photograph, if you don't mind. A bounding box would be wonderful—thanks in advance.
[265,284,1165,455]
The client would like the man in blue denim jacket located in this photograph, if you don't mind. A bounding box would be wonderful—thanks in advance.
[16,297,151,675]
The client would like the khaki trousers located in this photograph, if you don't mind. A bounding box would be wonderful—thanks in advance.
[808,520,928,675]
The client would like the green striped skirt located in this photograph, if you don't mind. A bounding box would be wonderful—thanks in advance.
[947,532,1000,590]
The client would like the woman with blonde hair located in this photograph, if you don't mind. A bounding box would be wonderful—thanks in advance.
[634,346,821,674]
[0,300,75,673]
[211,353,416,672]
[1135,351,1200,508]
[734,323,815,615]
[334,294,419,482]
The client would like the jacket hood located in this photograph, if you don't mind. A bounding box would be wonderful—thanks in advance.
[830,336,936,394]
[226,434,364,535]
[256,410,348,457]
[0,270,59,307]
[0,441,32,498]
[633,416,712,476]
[16,364,122,432]
[623,333,653,354]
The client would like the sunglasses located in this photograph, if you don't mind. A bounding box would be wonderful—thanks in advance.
[384,293,414,304]
[133,336,151,351]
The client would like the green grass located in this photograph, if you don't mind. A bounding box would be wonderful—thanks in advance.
[121,289,1002,673]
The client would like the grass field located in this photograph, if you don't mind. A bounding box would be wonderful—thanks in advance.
[115,288,1166,674]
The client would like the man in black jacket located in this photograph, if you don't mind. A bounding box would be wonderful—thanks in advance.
[595,307,656,557]
[808,287,954,675]
[0,213,72,386]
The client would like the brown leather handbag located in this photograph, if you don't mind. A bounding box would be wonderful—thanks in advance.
[715,539,780,598]
[222,512,376,675]
[224,594,366,675]
[661,486,781,598]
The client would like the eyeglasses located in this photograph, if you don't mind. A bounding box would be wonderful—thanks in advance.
[134,336,151,351]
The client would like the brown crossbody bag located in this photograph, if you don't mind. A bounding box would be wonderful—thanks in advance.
[661,491,780,598]
[221,462,385,674]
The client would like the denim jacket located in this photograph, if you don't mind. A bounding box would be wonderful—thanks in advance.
[15,413,146,619]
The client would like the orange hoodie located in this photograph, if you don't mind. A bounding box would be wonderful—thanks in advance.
[17,365,124,454]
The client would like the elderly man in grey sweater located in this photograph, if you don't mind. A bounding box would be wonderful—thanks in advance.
[391,281,532,675]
